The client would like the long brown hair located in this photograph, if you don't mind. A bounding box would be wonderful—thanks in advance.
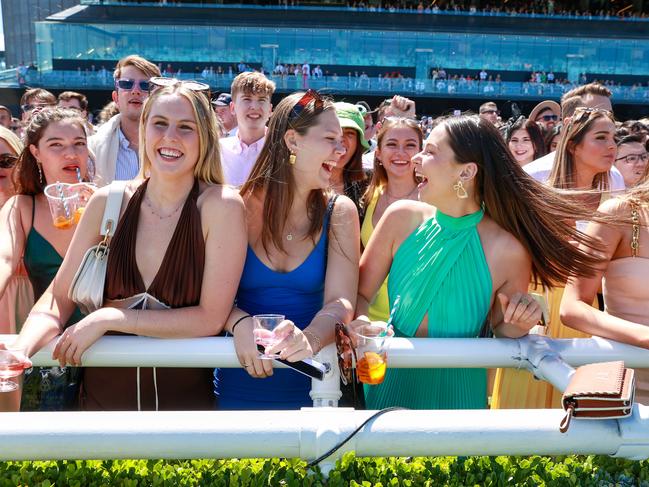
[241,91,334,256]
[443,115,603,288]
[362,117,423,209]
[549,108,615,190]
[501,116,546,161]
[13,107,87,196]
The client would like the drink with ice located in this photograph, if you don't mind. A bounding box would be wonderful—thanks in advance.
[352,324,393,385]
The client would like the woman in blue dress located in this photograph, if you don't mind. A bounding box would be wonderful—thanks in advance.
[216,91,360,409]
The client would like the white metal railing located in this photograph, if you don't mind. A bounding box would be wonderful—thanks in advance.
[2,333,649,472]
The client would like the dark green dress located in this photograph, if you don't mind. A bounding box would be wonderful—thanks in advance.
[21,197,84,411]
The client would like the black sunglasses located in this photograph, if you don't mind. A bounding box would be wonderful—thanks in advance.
[290,89,324,120]
[115,78,151,92]
[21,103,54,113]
[538,114,559,122]
[148,77,212,101]
[0,153,18,169]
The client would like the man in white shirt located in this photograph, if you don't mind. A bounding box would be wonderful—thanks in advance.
[219,72,275,186]
[524,83,624,191]
[89,55,160,186]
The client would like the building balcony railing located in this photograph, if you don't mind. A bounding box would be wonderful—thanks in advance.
[4,70,649,104]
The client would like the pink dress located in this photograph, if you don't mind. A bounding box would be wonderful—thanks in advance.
[602,256,649,404]
[0,260,34,333]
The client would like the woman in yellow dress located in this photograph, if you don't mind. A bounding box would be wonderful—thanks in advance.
[492,107,619,409]
[360,117,423,322]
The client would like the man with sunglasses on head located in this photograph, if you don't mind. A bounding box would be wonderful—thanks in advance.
[88,55,160,186]
[219,71,275,186]
[529,100,560,132]
[20,88,56,122]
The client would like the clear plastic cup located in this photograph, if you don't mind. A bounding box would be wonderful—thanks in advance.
[253,314,285,359]
[44,183,80,229]
[70,182,97,224]
[0,348,25,412]
[352,323,394,385]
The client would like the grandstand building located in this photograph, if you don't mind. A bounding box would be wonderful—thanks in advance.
[0,0,647,117]
[1,0,80,68]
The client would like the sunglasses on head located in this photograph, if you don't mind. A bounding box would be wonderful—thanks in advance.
[571,106,613,123]
[148,77,212,101]
[115,78,151,92]
[538,114,558,122]
[0,153,18,169]
[289,89,324,120]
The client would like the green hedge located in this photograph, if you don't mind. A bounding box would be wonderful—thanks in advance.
[1,454,648,486]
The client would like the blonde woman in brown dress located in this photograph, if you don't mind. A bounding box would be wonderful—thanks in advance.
[7,82,247,410]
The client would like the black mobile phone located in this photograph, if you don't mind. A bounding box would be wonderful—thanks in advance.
[257,344,327,381]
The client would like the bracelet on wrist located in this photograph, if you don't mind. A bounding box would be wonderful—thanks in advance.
[303,329,322,355]
[231,314,252,335]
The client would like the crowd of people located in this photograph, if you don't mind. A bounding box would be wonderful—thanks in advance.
[163,0,649,19]
[0,53,647,413]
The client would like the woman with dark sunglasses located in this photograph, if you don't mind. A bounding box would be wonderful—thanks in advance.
[0,126,22,208]
[216,91,360,410]
[0,107,89,410]
[6,83,247,411]
[0,126,34,337]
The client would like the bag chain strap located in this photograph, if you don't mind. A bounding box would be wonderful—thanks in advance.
[631,202,640,258]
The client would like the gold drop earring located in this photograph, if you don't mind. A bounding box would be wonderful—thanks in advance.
[453,180,468,199]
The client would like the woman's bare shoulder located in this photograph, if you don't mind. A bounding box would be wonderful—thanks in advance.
[199,183,245,215]
[383,200,434,234]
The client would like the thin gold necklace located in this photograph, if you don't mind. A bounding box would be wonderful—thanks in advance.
[384,185,417,201]
[144,193,185,220]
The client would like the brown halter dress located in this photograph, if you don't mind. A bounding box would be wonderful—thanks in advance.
[80,179,214,410]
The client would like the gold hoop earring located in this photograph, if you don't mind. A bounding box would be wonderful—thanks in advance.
[289,153,296,165]
[453,180,468,199]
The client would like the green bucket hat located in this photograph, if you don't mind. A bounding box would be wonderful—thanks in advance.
[334,102,370,151]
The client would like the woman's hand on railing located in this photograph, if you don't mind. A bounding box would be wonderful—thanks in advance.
[0,342,32,369]
[232,317,273,379]
[265,321,313,362]
[497,292,543,336]
[52,308,115,366]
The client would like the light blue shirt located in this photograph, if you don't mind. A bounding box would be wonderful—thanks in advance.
[114,128,140,181]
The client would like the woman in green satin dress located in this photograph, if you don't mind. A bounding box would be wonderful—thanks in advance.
[351,115,605,410]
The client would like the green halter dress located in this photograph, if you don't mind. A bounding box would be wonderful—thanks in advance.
[364,208,492,410]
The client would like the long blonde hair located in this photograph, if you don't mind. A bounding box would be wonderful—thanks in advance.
[138,84,222,184]
[549,108,615,190]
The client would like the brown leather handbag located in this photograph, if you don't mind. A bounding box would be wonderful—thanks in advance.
[559,361,635,433]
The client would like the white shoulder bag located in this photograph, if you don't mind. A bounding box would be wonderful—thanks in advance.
[68,181,128,315]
